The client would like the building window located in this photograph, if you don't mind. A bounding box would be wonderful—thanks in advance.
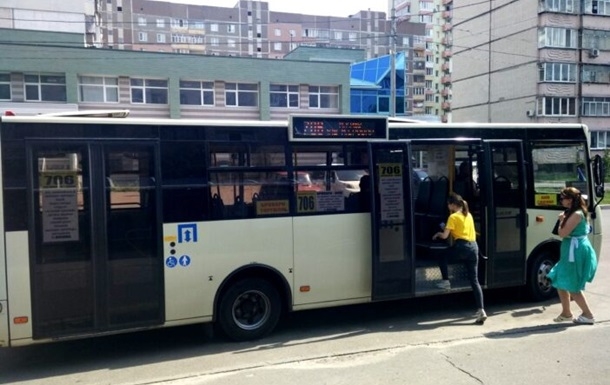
[225,82,258,107]
[539,27,577,48]
[419,14,433,23]
[24,73,66,102]
[138,32,148,42]
[274,28,281,36]
[537,97,576,116]
[0,73,10,100]
[273,42,282,51]
[157,33,166,43]
[171,19,187,28]
[210,37,219,46]
[130,78,168,104]
[348,32,357,42]
[210,23,218,32]
[227,24,236,33]
[582,65,610,83]
[590,0,610,15]
[335,31,343,40]
[539,62,576,82]
[138,17,146,26]
[228,39,236,48]
[156,18,165,28]
[180,80,214,106]
[541,0,575,13]
[79,75,119,103]
[413,87,425,95]
[591,131,610,149]
[270,84,299,108]
[308,86,338,109]
[582,29,610,50]
[582,97,610,116]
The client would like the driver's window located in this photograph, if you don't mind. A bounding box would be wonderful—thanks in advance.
[532,143,587,207]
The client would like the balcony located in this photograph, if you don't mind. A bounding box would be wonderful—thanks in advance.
[441,75,452,84]
[442,36,453,46]
[442,62,451,72]
[441,88,451,97]
[442,102,451,110]
[443,23,452,32]
[442,49,453,58]
[443,10,453,20]
[443,0,453,4]
[441,115,449,123]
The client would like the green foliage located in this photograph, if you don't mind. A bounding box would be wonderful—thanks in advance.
[604,149,610,179]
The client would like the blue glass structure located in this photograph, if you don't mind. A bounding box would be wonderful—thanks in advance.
[350,52,406,115]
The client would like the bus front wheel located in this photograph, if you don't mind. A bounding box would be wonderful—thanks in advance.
[527,251,557,301]
[217,278,281,341]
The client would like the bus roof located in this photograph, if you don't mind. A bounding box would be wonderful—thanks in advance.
[0,114,587,132]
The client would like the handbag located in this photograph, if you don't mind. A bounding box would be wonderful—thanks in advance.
[551,219,560,235]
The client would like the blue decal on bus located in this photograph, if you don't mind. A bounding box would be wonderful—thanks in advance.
[179,255,191,267]
[177,223,198,243]
[166,256,178,268]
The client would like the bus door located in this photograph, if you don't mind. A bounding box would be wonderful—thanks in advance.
[28,141,163,339]
[369,142,415,299]
[480,140,527,287]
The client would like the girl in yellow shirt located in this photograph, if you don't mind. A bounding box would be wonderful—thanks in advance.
[433,192,487,324]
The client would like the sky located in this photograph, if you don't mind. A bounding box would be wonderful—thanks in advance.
[163,0,390,18]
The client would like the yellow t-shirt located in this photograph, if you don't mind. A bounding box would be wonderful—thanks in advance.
[446,211,476,242]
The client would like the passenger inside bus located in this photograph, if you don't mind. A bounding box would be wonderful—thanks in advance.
[354,174,371,212]
[454,161,478,200]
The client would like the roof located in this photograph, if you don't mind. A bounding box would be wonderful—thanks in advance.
[350,52,406,84]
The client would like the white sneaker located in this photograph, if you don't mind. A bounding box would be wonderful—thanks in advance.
[475,309,487,324]
[436,280,451,290]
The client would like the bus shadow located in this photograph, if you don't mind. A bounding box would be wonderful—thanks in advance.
[0,289,558,384]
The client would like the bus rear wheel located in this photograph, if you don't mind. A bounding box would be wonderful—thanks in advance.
[527,251,557,301]
[217,278,281,341]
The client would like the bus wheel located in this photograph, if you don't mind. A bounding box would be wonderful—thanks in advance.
[527,251,557,301]
[217,278,281,341]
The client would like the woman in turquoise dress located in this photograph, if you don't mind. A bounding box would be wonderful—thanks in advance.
[547,187,597,324]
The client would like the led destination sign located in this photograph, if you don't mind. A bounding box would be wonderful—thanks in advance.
[290,115,388,140]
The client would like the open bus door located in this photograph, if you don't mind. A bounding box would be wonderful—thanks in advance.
[480,140,527,287]
[369,142,415,300]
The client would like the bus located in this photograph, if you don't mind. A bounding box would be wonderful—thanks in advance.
[0,114,604,347]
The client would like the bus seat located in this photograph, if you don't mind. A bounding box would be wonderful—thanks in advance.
[415,176,450,258]
[428,176,448,217]
[211,193,225,219]
[230,195,248,218]
[414,177,432,213]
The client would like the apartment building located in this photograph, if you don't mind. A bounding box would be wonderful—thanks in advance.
[95,0,428,117]
[394,0,452,121]
[451,0,610,153]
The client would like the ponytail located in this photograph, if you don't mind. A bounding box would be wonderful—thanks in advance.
[448,192,469,216]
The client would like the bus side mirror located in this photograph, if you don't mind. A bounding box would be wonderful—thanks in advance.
[592,154,605,198]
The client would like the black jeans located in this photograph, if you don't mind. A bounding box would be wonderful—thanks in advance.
[439,240,485,309]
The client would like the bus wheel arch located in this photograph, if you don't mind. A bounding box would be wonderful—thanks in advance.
[214,265,291,341]
[526,242,560,301]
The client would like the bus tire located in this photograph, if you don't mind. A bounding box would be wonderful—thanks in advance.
[527,251,558,301]
[217,278,281,341]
